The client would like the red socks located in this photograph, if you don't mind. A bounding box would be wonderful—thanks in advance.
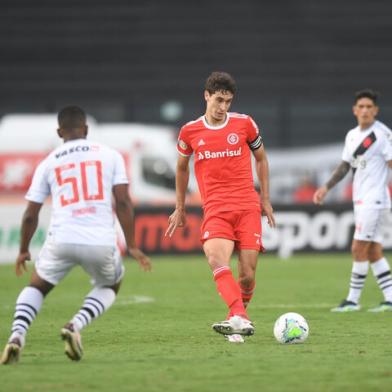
[226,279,256,319]
[240,280,256,308]
[213,266,248,319]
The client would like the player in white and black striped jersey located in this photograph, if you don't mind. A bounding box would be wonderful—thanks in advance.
[0,106,151,365]
[314,89,392,312]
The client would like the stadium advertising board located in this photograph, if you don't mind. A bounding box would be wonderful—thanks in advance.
[133,205,392,256]
[0,153,46,192]
[2,203,392,263]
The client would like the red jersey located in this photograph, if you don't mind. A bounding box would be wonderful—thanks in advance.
[177,112,262,214]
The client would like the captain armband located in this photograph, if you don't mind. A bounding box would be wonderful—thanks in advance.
[248,135,263,150]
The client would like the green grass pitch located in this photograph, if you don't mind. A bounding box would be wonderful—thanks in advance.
[1,253,392,392]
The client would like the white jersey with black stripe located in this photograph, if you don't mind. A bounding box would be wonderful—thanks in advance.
[342,120,392,209]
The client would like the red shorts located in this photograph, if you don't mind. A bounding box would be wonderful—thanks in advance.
[200,209,263,251]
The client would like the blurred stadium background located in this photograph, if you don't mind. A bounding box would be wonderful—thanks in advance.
[3,2,392,391]
[1,0,392,261]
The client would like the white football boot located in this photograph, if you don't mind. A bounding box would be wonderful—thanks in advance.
[0,333,25,365]
[212,315,255,336]
[331,300,360,312]
[61,323,83,361]
[368,301,392,312]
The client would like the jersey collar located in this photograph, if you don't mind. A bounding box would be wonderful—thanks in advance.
[358,121,376,132]
[202,113,230,130]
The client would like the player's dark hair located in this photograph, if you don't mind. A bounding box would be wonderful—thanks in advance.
[354,89,379,105]
[205,72,237,95]
[58,106,86,130]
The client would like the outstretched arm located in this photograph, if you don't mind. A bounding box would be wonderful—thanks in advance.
[165,154,190,237]
[113,184,151,271]
[16,201,42,276]
[313,161,350,205]
[253,145,276,228]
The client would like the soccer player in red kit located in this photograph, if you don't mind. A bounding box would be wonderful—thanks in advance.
[166,72,275,343]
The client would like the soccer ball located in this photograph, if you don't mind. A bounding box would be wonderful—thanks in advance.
[273,312,309,344]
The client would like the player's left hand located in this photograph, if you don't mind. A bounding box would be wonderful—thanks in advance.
[262,200,276,228]
[313,186,328,205]
[15,251,31,276]
[128,248,152,272]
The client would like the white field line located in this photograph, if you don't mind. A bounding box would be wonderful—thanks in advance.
[114,295,155,306]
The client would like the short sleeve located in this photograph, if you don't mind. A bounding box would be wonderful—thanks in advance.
[25,160,50,203]
[113,151,129,185]
[176,126,193,156]
[246,116,263,150]
[342,135,352,163]
[381,131,392,161]
[341,144,351,163]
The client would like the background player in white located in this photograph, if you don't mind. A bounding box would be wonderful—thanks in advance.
[1,106,151,364]
[313,90,392,312]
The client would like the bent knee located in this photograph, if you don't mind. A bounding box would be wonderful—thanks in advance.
[107,280,122,295]
[239,275,255,289]
[206,253,228,270]
[351,241,371,260]
[368,245,383,262]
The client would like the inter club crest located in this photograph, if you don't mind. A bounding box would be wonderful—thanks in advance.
[227,133,239,145]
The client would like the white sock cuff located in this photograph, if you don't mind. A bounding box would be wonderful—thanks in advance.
[352,261,369,275]
[371,258,391,276]
[213,266,231,277]
[72,318,84,332]
[16,286,44,313]
[9,332,25,347]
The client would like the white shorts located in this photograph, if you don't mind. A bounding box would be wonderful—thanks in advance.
[35,242,125,286]
[353,208,389,243]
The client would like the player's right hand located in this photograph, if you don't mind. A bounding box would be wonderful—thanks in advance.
[15,251,31,276]
[165,208,186,237]
[128,248,152,272]
[262,199,276,228]
[313,186,328,205]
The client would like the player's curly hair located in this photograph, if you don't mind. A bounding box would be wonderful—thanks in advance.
[354,89,379,104]
[58,106,86,130]
[205,71,236,95]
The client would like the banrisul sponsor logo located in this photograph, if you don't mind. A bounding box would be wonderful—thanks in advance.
[198,147,242,160]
